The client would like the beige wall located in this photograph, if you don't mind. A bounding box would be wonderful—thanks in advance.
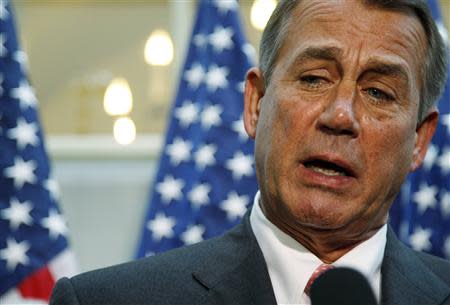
[442,0,450,28]
[15,2,192,134]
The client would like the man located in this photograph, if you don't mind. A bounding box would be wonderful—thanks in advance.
[50,0,450,304]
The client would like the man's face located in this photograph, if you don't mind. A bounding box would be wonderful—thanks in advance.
[244,0,437,241]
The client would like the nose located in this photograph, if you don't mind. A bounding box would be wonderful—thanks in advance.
[316,82,360,137]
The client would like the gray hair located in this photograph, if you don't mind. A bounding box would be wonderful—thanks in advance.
[259,0,449,122]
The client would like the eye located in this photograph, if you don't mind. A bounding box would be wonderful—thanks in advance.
[299,75,327,88]
[365,87,394,102]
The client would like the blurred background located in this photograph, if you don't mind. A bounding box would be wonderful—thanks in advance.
[12,0,450,273]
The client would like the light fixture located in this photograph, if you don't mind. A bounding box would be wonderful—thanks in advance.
[113,117,136,145]
[104,77,133,116]
[250,0,277,31]
[144,29,174,66]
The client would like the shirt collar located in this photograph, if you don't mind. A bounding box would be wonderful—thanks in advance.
[250,191,387,305]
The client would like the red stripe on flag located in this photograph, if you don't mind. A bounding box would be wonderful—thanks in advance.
[17,265,56,301]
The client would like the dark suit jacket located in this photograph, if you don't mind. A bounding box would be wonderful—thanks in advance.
[50,213,450,305]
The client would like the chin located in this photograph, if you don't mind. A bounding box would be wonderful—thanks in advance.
[289,202,357,230]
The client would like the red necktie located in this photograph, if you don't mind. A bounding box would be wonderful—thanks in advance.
[304,263,334,297]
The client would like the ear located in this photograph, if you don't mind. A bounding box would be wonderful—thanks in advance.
[410,110,439,171]
[243,67,265,139]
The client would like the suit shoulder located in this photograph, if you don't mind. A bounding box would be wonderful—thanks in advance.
[415,250,450,283]
[71,233,232,286]
[61,221,255,304]
[61,240,221,304]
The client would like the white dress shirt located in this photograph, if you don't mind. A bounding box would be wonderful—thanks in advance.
[249,191,387,305]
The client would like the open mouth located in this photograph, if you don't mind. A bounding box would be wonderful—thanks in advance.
[303,159,353,177]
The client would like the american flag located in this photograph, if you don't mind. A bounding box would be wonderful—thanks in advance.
[136,0,258,256]
[0,1,77,303]
[390,0,450,259]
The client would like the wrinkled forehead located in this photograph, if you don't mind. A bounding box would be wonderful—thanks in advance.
[291,0,424,30]
[275,0,428,84]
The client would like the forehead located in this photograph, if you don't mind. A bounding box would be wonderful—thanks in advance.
[274,0,427,82]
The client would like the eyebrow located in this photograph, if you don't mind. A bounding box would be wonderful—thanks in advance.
[293,46,342,65]
[364,59,410,84]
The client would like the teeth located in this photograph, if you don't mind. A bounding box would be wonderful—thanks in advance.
[309,165,346,176]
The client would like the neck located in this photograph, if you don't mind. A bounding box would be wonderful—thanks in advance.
[283,224,382,263]
[260,202,385,263]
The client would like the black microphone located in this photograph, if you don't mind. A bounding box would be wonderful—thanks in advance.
[310,267,377,305]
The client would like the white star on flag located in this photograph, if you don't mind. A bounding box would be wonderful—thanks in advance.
[213,0,238,14]
[442,114,450,135]
[41,209,68,239]
[10,80,38,109]
[209,26,234,53]
[0,238,30,271]
[181,225,205,245]
[166,137,193,166]
[174,101,199,128]
[0,0,8,21]
[193,34,207,49]
[147,213,176,241]
[413,183,438,214]
[437,147,450,174]
[441,192,450,218]
[0,74,4,96]
[444,236,450,259]
[409,227,432,251]
[44,177,61,201]
[156,175,184,204]
[0,33,6,57]
[242,43,256,62]
[188,183,211,208]
[144,249,155,257]
[437,21,449,45]
[13,50,28,72]
[423,144,438,170]
[205,65,229,92]
[184,63,205,89]
[194,144,217,169]
[236,81,245,93]
[201,104,223,129]
[226,151,254,180]
[220,191,249,220]
[0,198,33,230]
[4,157,37,189]
[7,117,39,150]
[232,117,248,142]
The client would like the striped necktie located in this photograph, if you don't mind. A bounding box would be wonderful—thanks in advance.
[304,263,334,297]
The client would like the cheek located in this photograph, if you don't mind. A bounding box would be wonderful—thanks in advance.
[279,95,320,138]
[257,97,296,153]
[254,100,283,179]
[254,99,301,190]
[363,118,416,185]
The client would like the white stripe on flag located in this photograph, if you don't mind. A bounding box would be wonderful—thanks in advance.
[48,250,79,280]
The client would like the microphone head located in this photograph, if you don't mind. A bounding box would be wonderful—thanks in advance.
[310,267,377,305]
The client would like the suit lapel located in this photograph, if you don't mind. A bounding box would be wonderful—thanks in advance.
[381,227,450,305]
[208,244,277,305]
[191,212,277,305]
